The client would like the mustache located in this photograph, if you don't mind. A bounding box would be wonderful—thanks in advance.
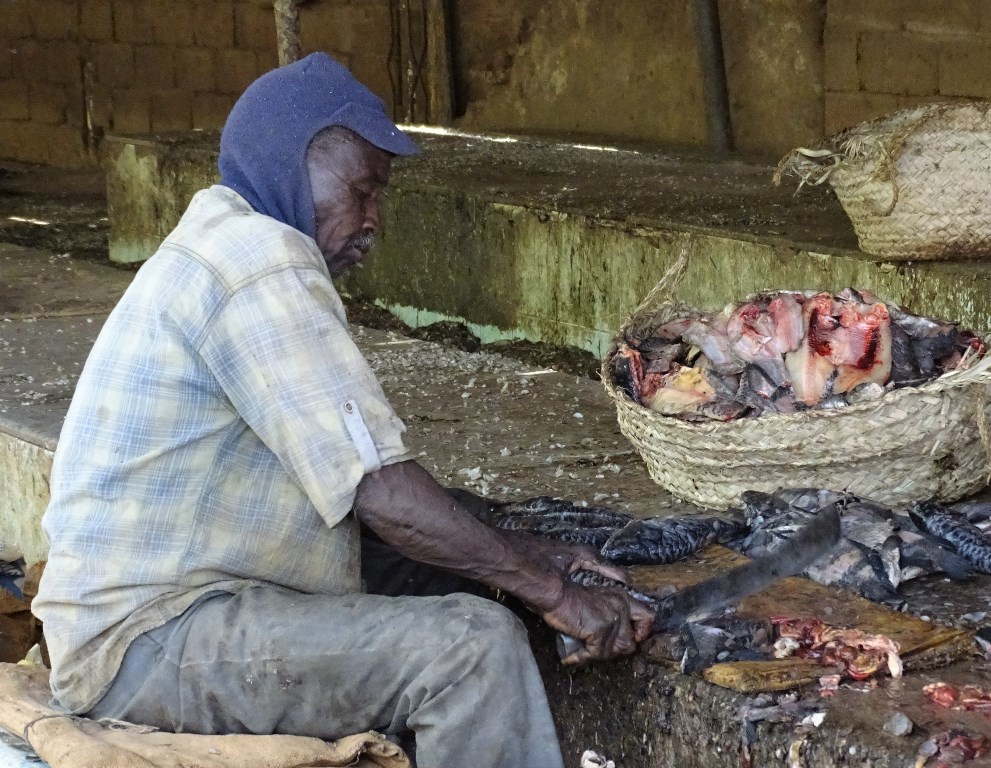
[345,230,376,254]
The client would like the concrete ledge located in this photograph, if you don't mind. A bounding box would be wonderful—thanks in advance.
[0,243,132,565]
[0,430,51,565]
[105,129,991,358]
[103,132,220,265]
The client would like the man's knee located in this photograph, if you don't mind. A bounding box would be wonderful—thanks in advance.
[463,594,527,638]
[433,594,532,665]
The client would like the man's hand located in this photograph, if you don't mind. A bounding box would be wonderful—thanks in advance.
[541,582,655,665]
[355,462,654,663]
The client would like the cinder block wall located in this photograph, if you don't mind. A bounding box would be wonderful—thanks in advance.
[823,0,991,134]
[0,0,392,166]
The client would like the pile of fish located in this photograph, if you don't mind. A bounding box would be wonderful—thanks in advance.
[479,495,747,565]
[470,488,991,611]
[612,288,987,420]
[730,489,984,608]
[470,489,991,684]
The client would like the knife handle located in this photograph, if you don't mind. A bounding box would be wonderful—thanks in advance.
[556,632,584,659]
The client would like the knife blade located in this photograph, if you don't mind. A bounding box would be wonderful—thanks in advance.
[556,502,842,660]
[651,501,841,632]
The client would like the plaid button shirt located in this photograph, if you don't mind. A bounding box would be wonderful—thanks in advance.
[32,186,411,712]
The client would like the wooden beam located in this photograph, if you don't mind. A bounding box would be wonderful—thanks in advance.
[273,0,302,67]
[423,0,454,124]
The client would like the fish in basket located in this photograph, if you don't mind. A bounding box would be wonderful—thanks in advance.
[602,288,991,509]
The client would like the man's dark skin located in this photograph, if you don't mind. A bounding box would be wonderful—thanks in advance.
[307,127,655,663]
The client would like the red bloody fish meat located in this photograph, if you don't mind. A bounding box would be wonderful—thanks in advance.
[830,301,892,394]
[784,294,837,405]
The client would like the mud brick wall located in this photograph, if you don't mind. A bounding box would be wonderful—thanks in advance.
[3,0,991,167]
[0,0,392,167]
[823,0,991,134]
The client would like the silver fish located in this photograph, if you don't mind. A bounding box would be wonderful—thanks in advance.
[841,499,970,585]
[684,317,745,375]
[736,490,972,604]
[889,308,963,378]
[739,488,853,525]
[639,337,687,374]
[736,363,796,415]
[909,500,991,574]
[568,568,658,606]
[601,515,747,565]
[949,499,991,533]
[517,523,617,548]
[491,496,633,528]
[889,323,924,386]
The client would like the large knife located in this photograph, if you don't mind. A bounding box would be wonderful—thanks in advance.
[557,502,842,660]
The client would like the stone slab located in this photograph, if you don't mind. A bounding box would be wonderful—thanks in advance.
[103,131,219,264]
[0,432,52,566]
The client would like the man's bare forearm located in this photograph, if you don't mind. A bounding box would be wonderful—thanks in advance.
[353,460,567,612]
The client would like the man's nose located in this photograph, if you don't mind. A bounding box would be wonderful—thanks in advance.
[363,197,381,232]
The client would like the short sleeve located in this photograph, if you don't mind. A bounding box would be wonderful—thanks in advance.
[198,264,410,527]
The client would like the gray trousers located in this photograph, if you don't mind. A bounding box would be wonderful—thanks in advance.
[86,537,565,768]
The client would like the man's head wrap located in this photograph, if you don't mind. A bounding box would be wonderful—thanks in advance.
[218,52,419,240]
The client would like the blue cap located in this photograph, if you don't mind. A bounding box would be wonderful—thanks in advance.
[218,53,418,239]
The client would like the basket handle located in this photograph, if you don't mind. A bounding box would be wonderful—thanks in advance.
[618,244,690,339]
[776,103,952,218]
[978,384,991,485]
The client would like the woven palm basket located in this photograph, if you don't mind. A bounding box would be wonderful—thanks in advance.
[603,297,991,511]
[775,100,991,260]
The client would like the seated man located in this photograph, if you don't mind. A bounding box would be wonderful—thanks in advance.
[32,53,652,768]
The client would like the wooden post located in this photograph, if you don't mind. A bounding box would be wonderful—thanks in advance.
[423,0,454,124]
[273,0,302,67]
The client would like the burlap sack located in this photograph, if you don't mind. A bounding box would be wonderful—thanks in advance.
[0,663,410,768]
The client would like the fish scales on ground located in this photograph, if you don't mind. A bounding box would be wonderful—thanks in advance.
[611,288,987,421]
[909,500,991,574]
[732,488,972,605]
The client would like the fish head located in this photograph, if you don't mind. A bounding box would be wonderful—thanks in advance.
[612,342,645,402]
[774,487,854,515]
[740,490,786,525]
